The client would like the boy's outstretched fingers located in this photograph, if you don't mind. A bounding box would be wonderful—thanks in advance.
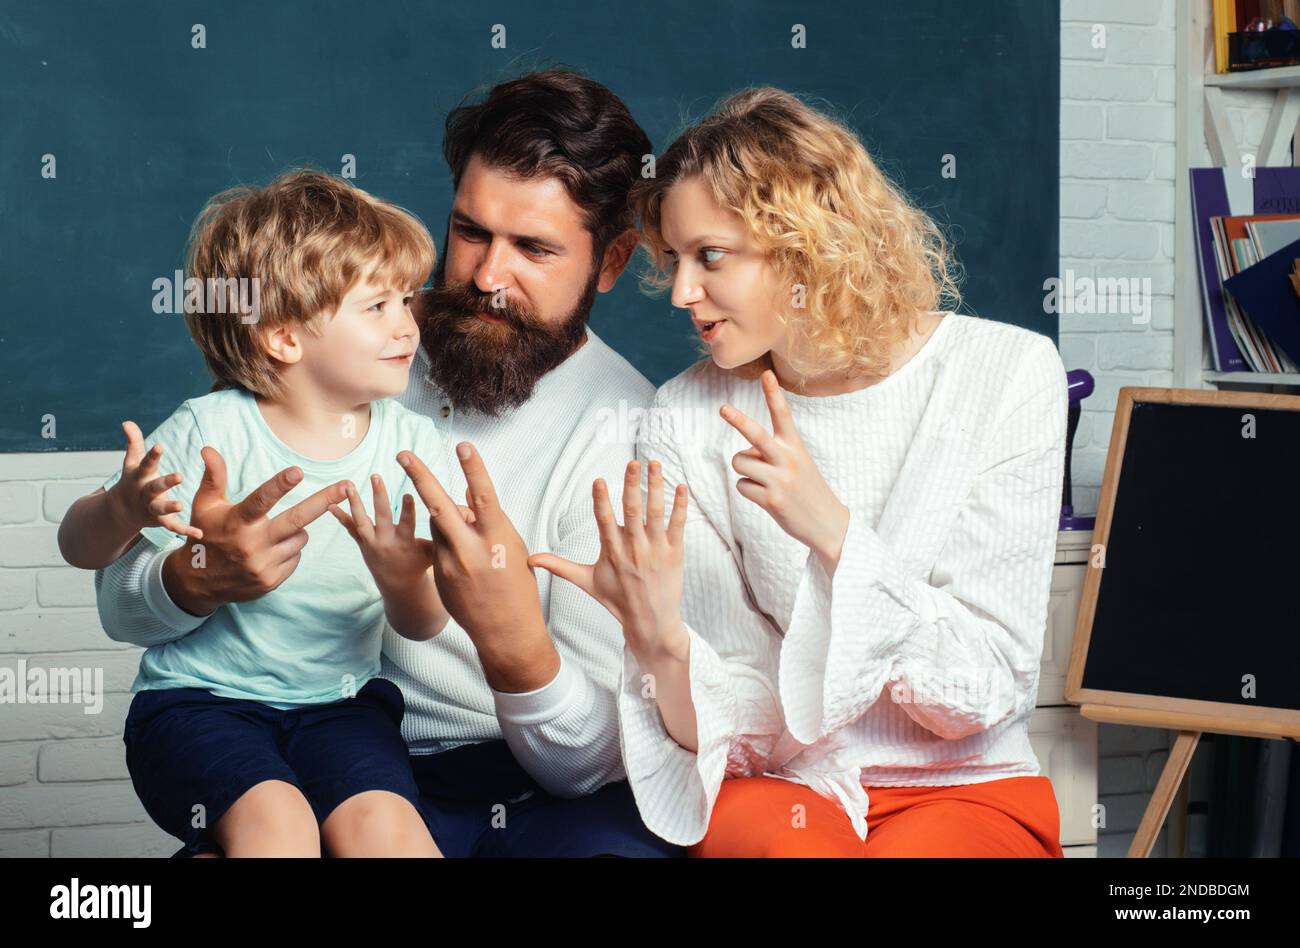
[161,516,204,542]
[342,481,372,541]
[370,474,393,529]
[397,493,418,538]
[329,503,357,540]
[121,420,145,466]
[156,515,201,541]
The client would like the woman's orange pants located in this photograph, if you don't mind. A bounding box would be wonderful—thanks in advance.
[689,775,1065,857]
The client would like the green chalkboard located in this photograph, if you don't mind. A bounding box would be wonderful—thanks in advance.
[0,0,1059,451]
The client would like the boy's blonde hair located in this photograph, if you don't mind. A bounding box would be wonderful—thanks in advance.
[631,88,962,382]
[182,168,436,397]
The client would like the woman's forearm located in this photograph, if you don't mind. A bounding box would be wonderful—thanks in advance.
[58,489,142,570]
[633,625,699,753]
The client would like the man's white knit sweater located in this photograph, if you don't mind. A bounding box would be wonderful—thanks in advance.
[95,325,655,798]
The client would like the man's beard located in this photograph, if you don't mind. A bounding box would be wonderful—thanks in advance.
[417,254,598,417]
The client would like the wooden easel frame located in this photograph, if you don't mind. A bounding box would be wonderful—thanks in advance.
[1065,386,1300,857]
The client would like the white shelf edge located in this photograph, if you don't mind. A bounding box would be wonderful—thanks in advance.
[1204,64,1300,89]
[1203,370,1300,384]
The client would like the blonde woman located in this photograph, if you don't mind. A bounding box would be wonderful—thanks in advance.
[529,88,1068,857]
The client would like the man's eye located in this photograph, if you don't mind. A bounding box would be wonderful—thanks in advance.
[521,243,551,257]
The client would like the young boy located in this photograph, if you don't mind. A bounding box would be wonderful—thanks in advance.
[58,169,453,857]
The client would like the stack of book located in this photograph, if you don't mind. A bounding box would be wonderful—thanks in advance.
[1190,167,1300,373]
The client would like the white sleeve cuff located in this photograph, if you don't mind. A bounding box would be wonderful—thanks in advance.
[141,541,212,633]
[616,624,750,846]
[491,651,581,725]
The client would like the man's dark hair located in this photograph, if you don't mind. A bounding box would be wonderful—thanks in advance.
[442,67,652,260]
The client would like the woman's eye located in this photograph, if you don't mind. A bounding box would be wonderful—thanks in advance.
[701,248,725,265]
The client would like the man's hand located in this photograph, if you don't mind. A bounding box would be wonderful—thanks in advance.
[398,444,559,692]
[161,446,349,617]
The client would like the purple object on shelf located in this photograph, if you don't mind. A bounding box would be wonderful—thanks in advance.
[1061,368,1096,532]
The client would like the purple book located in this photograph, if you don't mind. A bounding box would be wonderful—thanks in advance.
[1191,169,1247,372]
[1191,167,1300,372]
[1253,167,1300,215]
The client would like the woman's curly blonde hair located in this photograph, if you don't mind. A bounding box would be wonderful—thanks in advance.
[631,87,962,381]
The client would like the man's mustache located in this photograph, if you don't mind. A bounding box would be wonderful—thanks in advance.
[427,284,541,330]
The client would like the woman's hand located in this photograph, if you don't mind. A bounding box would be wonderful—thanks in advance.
[528,459,690,667]
[720,369,850,574]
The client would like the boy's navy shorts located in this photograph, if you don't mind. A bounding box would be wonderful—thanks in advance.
[122,677,427,856]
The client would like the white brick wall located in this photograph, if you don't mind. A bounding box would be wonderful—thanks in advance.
[0,451,176,857]
[1061,0,1265,858]
[0,1,1239,858]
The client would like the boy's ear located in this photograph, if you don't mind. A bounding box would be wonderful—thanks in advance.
[261,324,303,367]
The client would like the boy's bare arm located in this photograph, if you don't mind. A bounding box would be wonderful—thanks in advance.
[378,571,450,642]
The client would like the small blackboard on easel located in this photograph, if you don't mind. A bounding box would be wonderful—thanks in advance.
[1065,386,1300,857]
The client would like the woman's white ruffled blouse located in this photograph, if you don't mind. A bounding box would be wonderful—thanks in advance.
[620,312,1069,846]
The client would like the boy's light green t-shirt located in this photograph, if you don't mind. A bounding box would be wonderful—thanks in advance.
[101,388,449,709]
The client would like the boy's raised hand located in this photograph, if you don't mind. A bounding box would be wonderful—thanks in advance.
[106,421,203,541]
[330,474,437,594]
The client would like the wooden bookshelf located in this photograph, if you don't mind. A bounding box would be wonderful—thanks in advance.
[1205,370,1300,384]
[1204,63,1300,88]
[1174,1,1300,390]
